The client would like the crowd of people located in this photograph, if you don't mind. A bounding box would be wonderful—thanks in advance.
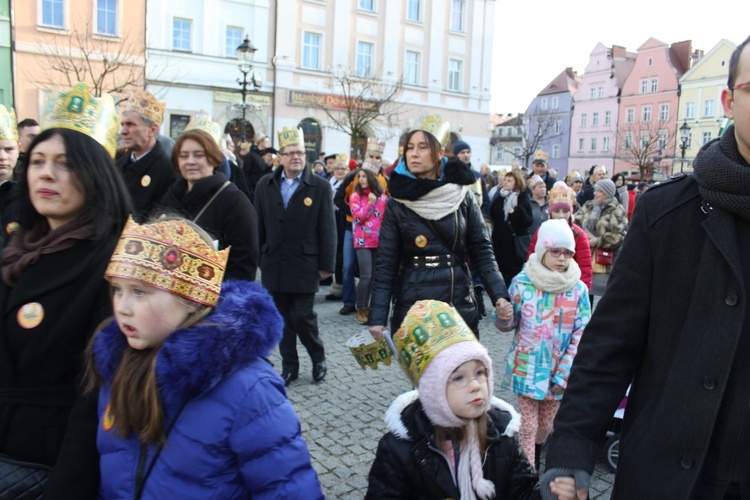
[0,33,748,499]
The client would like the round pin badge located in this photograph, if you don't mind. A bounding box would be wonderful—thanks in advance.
[17,302,44,329]
[102,403,115,431]
[414,235,428,248]
[141,175,151,187]
[304,197,313,206]
[5,221,19,235]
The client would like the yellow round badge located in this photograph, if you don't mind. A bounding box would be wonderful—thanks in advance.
[5,222,19,235]
[102,403,115,431]
[141,175,151,187]
[304,197,313,207]
[414,235,428,248]
[17,302,44,329]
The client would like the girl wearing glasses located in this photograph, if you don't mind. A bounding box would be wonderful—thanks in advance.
[494,220,591,471]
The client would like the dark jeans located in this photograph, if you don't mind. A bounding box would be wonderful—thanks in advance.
[271,292,325,374]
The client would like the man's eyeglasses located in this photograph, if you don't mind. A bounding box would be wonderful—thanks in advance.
[731,81,750,93]
[281,151,306,158]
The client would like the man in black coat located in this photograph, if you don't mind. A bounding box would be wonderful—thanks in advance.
[542,37,750,500]
[254,127,336,386]
[116,90,176,220]
[530,150,557,191]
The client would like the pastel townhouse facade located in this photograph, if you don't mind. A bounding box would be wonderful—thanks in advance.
[568,43,635,177]
[676,39,736,174]
[1,0,11,108]
[12,0,146,120]
[490,113,523,166]
[524,67,579,178]
[145,0,497,165]
[614,37,693,177]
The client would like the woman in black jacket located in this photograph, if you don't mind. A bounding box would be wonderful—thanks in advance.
[489,169,533,286]
[1,87,131,498]
[368,119,508,338]
[159,129,259,281]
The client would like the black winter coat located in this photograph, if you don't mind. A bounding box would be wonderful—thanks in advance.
[254,166,337,294]
[0,235,118,498]
[545,175,748,498]
[116,141,177,220]
[489,189,533,271]
[367,394,540,499]
[369,160,507,334]
[158,173,259,282]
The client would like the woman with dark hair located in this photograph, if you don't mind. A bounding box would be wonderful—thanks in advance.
[489,169,533,286]
[611,172,629,215]
[0,84,131,497]
[158,128,259,281]
[368,115,509,339]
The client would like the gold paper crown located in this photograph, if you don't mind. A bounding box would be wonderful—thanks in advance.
[0,105,18,141]
[105,217,230,307]
[41,83,119,157]
[277,126,304,150]
[185,111,222,145]
[335,153,349,165]
[347,331,393,370]
[413,113,451,147]
[393,300,477,384]
[365,137,386,156]
[548,185,574,209]
[532,150,549,164]
[120,89,165,125]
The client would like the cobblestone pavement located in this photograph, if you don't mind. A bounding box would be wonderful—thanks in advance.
[267,288,615,498]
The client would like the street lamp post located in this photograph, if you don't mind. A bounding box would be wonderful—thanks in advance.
[236,36,261,145]
[679,120,691,173]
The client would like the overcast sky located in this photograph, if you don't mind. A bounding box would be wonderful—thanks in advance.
[490,4,748,115]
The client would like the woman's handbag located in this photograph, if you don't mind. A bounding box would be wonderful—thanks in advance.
[595,246,615,266]
[0,454,50,500]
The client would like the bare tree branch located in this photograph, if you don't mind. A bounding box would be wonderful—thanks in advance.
[616,118,676,180]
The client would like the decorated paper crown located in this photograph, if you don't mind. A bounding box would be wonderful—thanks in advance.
[413,113,451,147]
[277,126,304,150]
[105,217,230,307]
[0,105,18,141]
[393,300,478,385]
[335,153,349,165]
[185,111,222,145]
[548,185,575,210]
[347,330,393,370]
[365,137,386,156]
[120,89,165,125]
[532,149,549,164]
[41,83,119,157]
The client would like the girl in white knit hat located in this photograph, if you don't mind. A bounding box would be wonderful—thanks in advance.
[494,219,591,471]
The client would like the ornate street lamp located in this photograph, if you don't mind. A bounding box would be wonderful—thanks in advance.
[679,120,691,173]
[236,36,262,144]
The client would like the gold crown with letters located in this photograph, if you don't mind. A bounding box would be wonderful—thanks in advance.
[0,105,18,141]
[393,300,477,384]
[185,111,222,145]
[120,89,165,125]
[413,113,451,147]
[40,83,119,157]
[105,217,230,307]
[365,137,386,157]
[277,126,304,150]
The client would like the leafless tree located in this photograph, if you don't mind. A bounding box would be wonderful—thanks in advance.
[513,112,558,167]
[616,119,676,180]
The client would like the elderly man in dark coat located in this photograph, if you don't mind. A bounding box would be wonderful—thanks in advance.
[542,36,750,500]
[254,127,336,386]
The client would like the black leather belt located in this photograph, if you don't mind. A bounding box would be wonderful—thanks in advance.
[407,255,455,269]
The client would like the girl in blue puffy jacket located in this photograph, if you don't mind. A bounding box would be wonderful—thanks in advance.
[86,216,322,499]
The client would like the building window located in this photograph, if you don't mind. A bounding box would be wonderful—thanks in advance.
[650,78,658,92]
[702,131,712,145]
[624,134,632,150]
[404,50,420,85]
[552,144,561,158]
[626,107,634,124]
[648,57,653,66]
[704,99,715,117]
[592,112,599,126]
[540,98,548,110]
[578,138,584,152]
[450,0,465,32]
[225,27,243,57]
[642,105,652,123]
[302,32,321,70]
[554,120,562,134]
[598,86,604,98]
[359,0,375,11]
[551,96,559,109]
[640,80,648,94]
[448,59,462,91]
[96,0,117,35]
[590,87,596,99]
[172,18,192,51]
[406,0,421,21]
[356,41,373,77]
[590,138,597,151]
[658,132,667,151]
[580,113,587,127]
[602,137,610,152]
[640,134,650,150]
[685,102,695,119]
[42,0,64,28]
[605,110,611,125]
[659,104,669,122]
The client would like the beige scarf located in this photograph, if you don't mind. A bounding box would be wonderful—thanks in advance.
[524,252,581,294]
[394,184,468,220]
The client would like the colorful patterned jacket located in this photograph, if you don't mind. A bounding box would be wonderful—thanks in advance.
[350,189,388,249]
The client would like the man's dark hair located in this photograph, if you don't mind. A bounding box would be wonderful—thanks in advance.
[18,118,39,130]
[728,35,750,89]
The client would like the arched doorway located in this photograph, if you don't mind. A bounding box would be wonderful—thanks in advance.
[351,131,367,162]
[298,118,322,165]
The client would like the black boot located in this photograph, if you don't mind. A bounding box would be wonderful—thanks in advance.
[534,444,542,471]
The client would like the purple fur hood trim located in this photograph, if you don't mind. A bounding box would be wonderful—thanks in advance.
[92,280,283,405]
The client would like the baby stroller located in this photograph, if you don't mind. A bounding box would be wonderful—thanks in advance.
[602,387,629,472]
